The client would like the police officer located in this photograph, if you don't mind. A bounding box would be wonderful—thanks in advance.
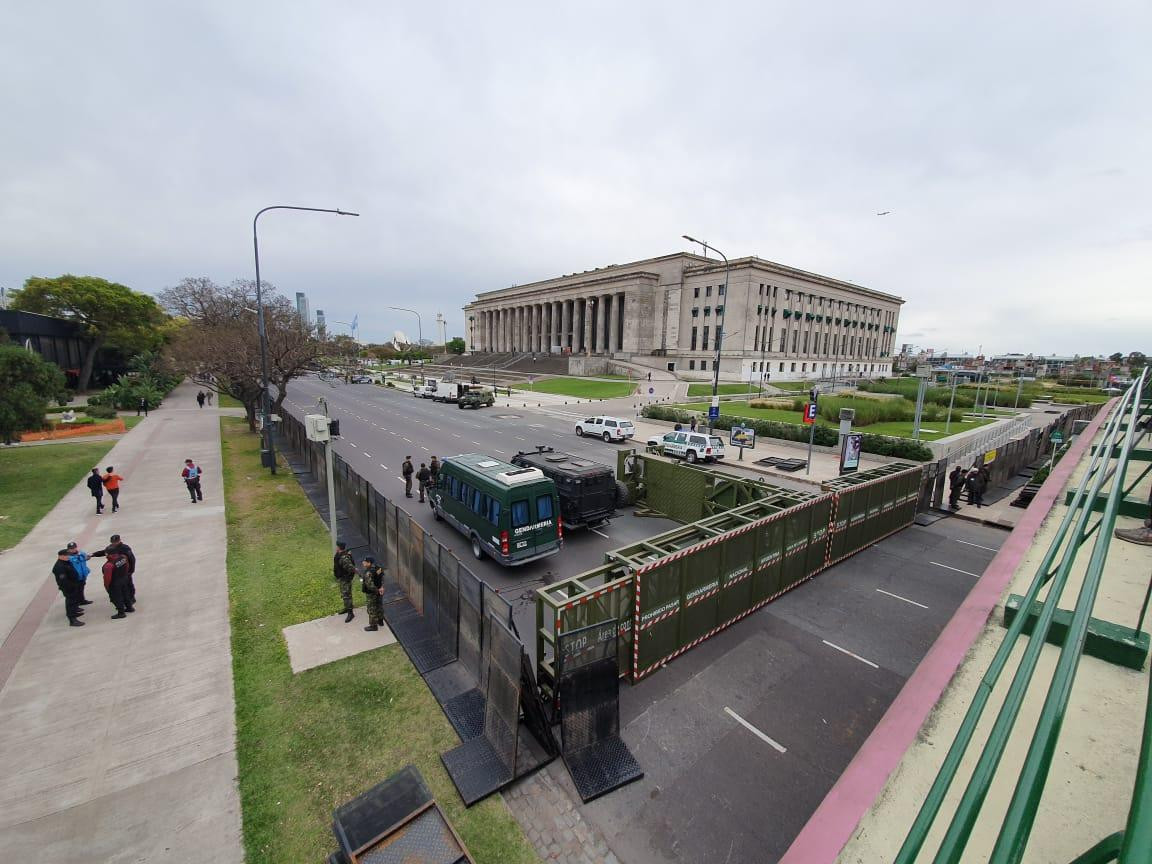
[416,462,431,503]
[361,556,385,632]
[53,549,85,627]
[401,457,414,498]
[948,465,965,510]
[333,540,357,622]
[428,455,441,488]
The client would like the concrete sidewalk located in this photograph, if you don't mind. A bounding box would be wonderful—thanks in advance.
[0,381,242,863]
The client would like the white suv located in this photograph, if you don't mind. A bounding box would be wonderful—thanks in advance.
[647,431,726,463]
[575,416,636,443]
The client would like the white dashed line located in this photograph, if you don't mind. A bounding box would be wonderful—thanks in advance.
[494,449,506,454]
[472,441,482,447]
[590,528,610,539]
[724,707,786,753]
[349,442,357,448]
[822,640,879,669]
[380,463,388,469]
[453,434,462,438]
[954,539,999,553]
[421,446,430,452]
[515,437,527,442]
[875,588,928,609]
[930,561,980,578]
[364,453,372,459]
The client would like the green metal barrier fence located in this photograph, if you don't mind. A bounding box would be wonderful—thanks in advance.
[895,369,1150,864]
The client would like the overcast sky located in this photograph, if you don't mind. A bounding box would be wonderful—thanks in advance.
[2,1,1148,356]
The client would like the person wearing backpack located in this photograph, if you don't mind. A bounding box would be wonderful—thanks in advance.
[181,459,204,502]
[91,534,137,611]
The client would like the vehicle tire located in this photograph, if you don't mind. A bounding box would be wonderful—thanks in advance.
[431,502,442,521]
[615,480,633,507]
[458,402,464,409]
[470,534,484,560]
[575,426,584,437]
[686,450,698,463]
[602,431,611,442]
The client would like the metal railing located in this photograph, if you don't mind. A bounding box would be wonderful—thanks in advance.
[935,414,1032,463]
[895,367,1150,864]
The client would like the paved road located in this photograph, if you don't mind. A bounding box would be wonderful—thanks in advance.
[578,516,1007,864]
[284,377,684,641]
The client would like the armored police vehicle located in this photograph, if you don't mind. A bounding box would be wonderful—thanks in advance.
[510,446,629,530]
[430,453,562,566]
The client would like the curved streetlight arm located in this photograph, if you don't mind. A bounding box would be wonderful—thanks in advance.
[388,306,423,347]
[682,234,730,432]
[252,205,360,474]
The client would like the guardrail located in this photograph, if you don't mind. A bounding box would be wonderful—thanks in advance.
[895,367,1150,864]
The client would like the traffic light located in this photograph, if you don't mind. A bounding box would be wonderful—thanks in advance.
[329,419,341,438]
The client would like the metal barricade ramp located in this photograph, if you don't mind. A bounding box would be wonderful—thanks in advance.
[328,765,475,864]
[441,616,523,806]
[557,620,644,802]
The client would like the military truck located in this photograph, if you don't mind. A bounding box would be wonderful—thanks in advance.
[457,383,495,409]
[510,446,630,529]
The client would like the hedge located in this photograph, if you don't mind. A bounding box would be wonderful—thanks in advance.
[642,405,934,462]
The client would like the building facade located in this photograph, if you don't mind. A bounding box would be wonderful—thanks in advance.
[463,253,903,380]
[295,292,310,324]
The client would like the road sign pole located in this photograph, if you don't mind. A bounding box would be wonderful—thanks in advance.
[806,399,817,475]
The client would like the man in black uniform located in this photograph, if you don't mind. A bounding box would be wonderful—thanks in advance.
[416,462,431,503]
[53,549,85,627]
[333,540,357,622]
[401,456,414,498]
[428,455,441,489]
[361,556,385,632]
[91,534,137,611]
[86,467,105,514]
[948,465,965,510]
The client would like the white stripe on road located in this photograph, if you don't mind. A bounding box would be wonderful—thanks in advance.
[472,441,482,447]
[822,640,879,669]
[494,449,506,454]
[515,437,527,442]
[724,707,787,754]
[402,437,413,444]
[930,561,980,578]
[380,463,388,469]
[349,442,357,448]
[364,453,372,459]
[590,528,610,540]
[421,446,430,452]
[954,539,999,553]
[875,588,929,609]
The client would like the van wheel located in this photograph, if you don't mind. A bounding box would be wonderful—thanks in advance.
[470,534,484,560]
[602,431,612,442]
[686,450,698,463]
[431,502,442,521]
[458,403,464,409]
[575,426,584,437]
[615,480,633,507]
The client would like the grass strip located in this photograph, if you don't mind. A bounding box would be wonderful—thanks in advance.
[0,440,116,551]
[221,418,536,864]
[517,377,635,398]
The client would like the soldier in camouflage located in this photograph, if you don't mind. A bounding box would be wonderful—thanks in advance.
[361,556,385,632]
[333,540,357,622]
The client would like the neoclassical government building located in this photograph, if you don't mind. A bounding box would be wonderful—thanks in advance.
[463,252,903,381]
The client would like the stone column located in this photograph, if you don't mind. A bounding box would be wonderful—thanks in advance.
[553,300,561,352]
[534,304,543,353]
[582,298,593,353]
[607,294,619,354]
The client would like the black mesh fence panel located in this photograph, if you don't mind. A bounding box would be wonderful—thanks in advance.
[457,570,483,684]
[435,554,459,659]
[408,523,425,615]
[396,512,412,599]
[385,502,398,582]
[421,535,440,630]
[482,616,522,775]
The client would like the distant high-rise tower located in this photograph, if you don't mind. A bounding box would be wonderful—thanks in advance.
[295,292,310,323]
[316,309,326,339]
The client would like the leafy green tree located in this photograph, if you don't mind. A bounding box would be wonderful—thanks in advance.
[9,275,167,391]
[446,337,466,354]
[0,344,69,444]
[1109,352,1124,362]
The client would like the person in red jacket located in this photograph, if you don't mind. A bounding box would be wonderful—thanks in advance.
[181,459,204,502]
[102,466,124,512]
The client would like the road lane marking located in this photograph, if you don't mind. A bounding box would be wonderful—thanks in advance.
[472,441,482,446]
[875,588,928,609]
[402,437,413,444]
[380,463,388,469]
[724,707,786,753]
[494,449,506,454]
[930,561,980,578]
[590,528,610,539]
[349,442,357,448]
[955,539,999,553]
[822,640,879,669]
[453,433,462,438]
[421,446,430,452]
[364,453,372,459]
[515,437,527,442]
[430,426,441,431]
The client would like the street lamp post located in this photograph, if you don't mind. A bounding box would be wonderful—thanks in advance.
[253,205,359,474]
[388,306,423,348]
[682,235,729,434]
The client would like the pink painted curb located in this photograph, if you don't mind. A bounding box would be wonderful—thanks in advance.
[779,401,1115,864]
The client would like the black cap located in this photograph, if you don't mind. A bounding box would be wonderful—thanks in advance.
[336,541,347,550]
[57,548,70,556]
[363,556,375,564]
[110,534,121,542]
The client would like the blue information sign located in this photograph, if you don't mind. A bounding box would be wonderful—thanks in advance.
[708,406,720,420]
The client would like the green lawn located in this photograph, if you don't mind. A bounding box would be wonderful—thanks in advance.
[687,383,770,397]
[217,393,243,408]
[518,377,636,398]
[221,418,535,864]
[668,401,995,441]
[0,440,116,551]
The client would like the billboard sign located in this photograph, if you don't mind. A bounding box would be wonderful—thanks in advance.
[730,425,755,449]
[840,433,862,474]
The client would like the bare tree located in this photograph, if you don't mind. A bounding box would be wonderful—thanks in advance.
[159,277,322,430]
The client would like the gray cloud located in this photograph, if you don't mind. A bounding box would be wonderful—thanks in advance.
[2,1,1149,355]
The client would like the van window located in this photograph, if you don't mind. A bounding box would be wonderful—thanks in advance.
[472,489,483,513]
[511,499,530,528]
[674,433,688,444]
[606,420,617,427]
[488,498,501,525]
[536,495,554,521]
